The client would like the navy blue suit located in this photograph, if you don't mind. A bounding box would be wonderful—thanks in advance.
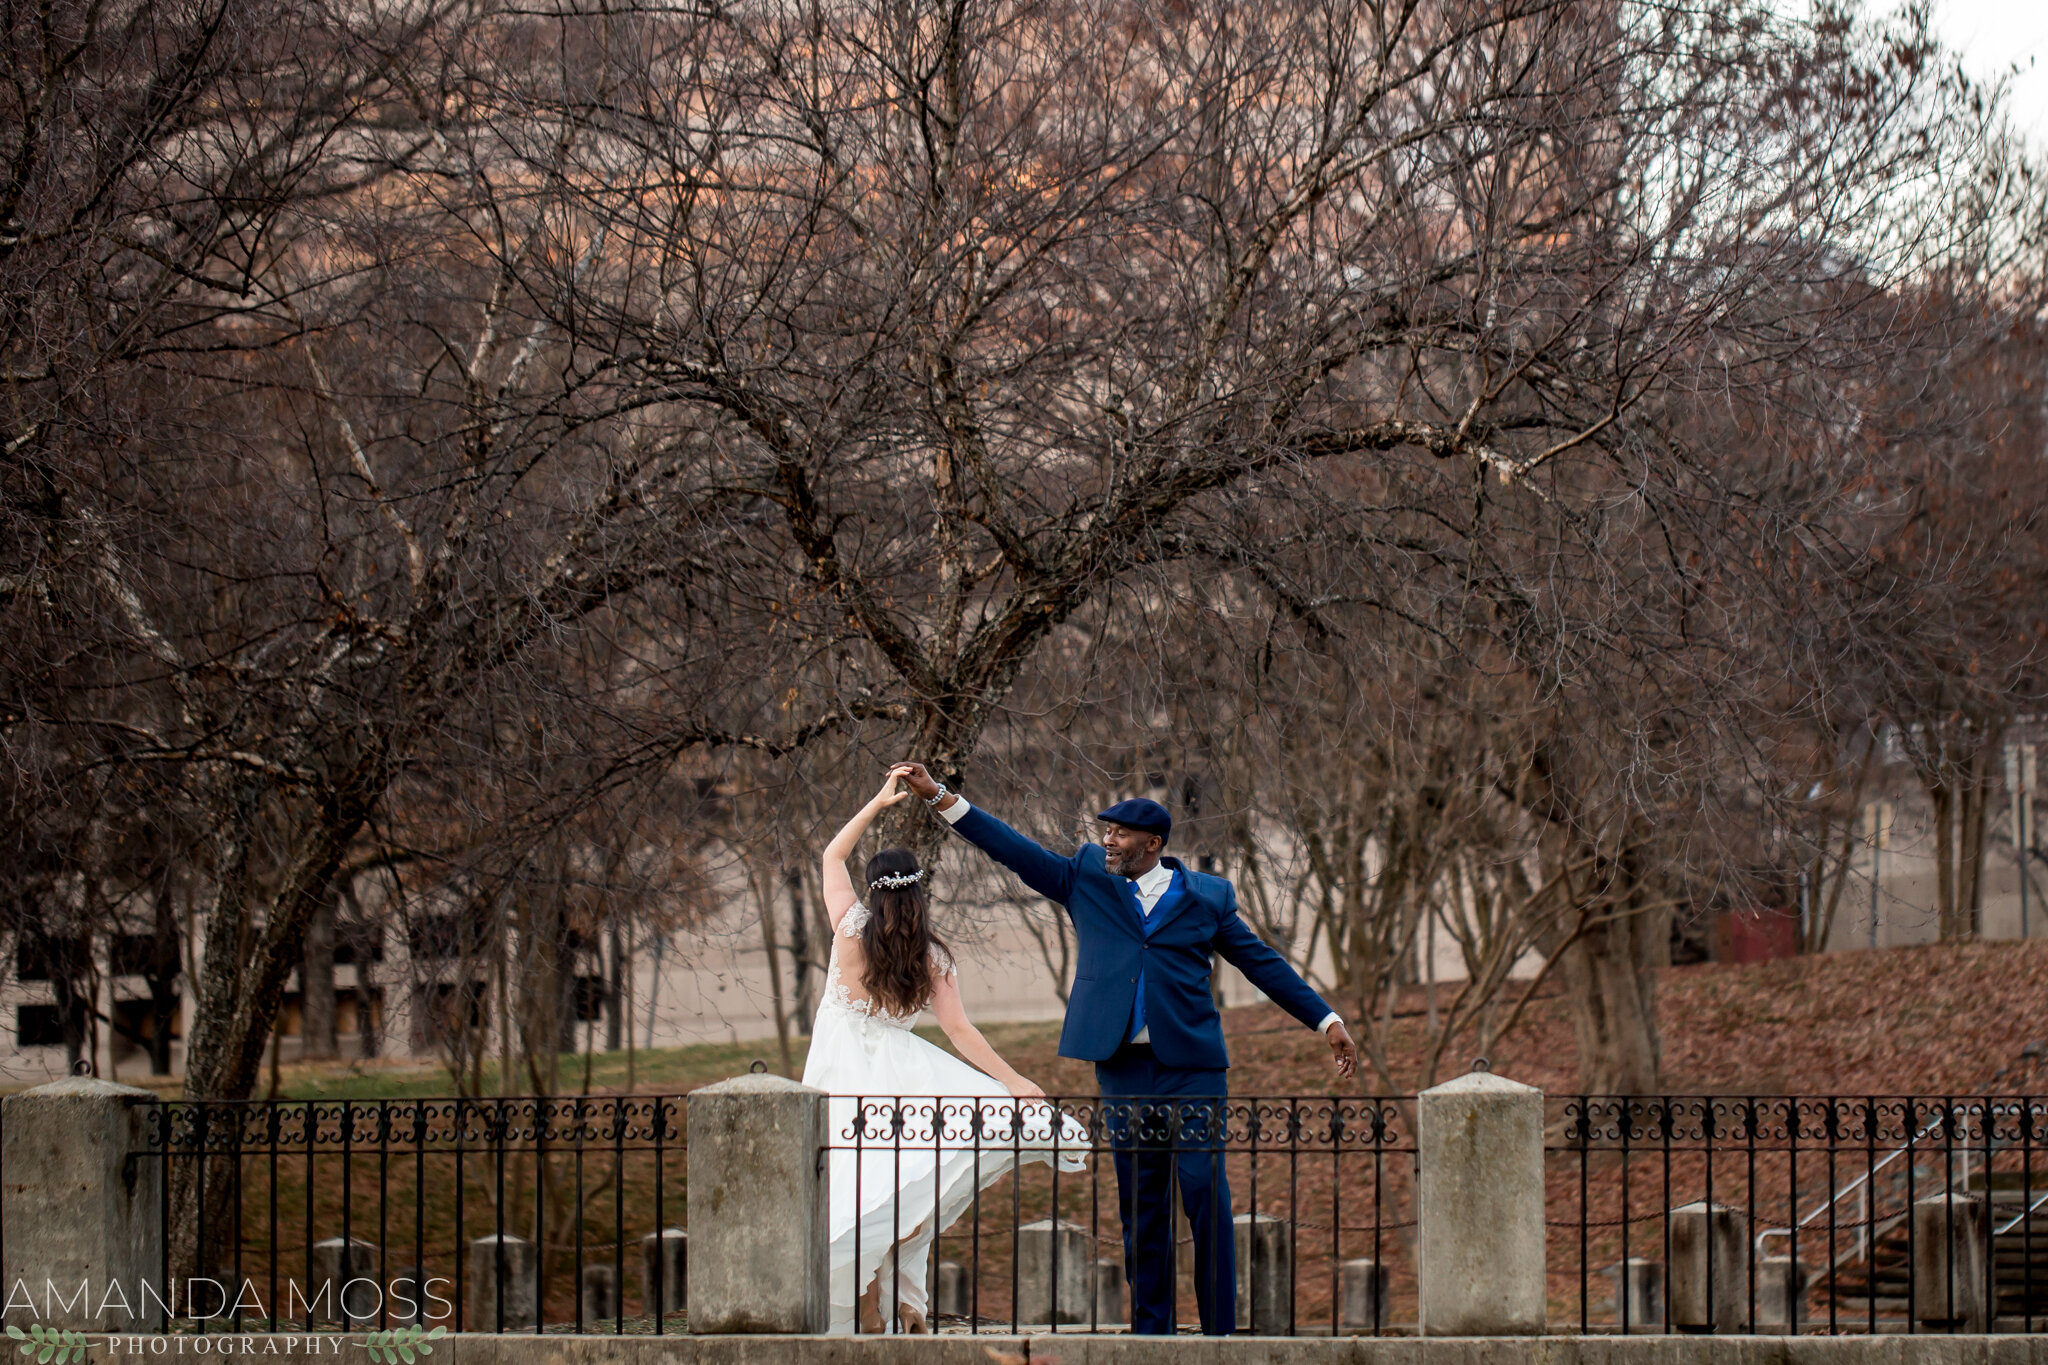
[945,803,1336,1334]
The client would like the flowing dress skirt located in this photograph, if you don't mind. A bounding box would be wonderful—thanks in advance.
[802,998,1090,1332]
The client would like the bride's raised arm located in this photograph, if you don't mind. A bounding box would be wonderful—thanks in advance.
[820,766,915,931]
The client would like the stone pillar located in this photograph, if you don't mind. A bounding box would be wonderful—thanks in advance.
[1756,1256,1810,1329]
[1669,1202,1749,1332]
[1016,1219,1091,1324]
[934,1260,969,1319]
[1416,1068,1545,1335]
[0,1077,164,1330]
[1604,1257,1661,1330]
[1234,1212,1291,1333]
[580,1264,618,1323]
[1912,1193,1989,1331]
[640,1227,686,1319]
[1339,1259,1391,1333]
[686,1074,827,1333]
[309,1236,379,1325]
[1091,1259,1125,1326]
[469,1233,538,1330]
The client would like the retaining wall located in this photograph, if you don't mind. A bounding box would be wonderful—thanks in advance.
[86,1336,2048,1365]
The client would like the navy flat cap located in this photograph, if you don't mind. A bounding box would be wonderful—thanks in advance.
[1097,797,1172,843]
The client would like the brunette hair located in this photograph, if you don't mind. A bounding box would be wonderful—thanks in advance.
[858,848,950,1017]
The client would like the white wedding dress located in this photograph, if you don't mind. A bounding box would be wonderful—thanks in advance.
[802,901,1089,1333]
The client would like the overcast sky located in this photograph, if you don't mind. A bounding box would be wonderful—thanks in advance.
[1931,0,2048,147]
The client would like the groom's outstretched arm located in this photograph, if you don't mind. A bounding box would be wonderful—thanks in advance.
[1212,887,1359,1076]
[1212,910,1335,1030]
[896,763,1079,905]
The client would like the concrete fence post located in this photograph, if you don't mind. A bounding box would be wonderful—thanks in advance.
[468,1234,537,1330]
[1339,1259,1391,1333]
[1668,1202,1749,1332]
[1090,1258,1125,1326]
[1016,1219,1091,1324]
[686,1074,827,1333]
[934,1261,969,1319]
[308,1235,378,1326]
[640,1227,686,1319]
[1416,1068,1546,1335]
[0,1077,163,1331]
[1911,1192,1989,1332]
[1604,1257,1662,1330]
[579,1264,618,1323]
[1234,1211,1290,1332]
[1756,1255,1811,1329]
[388,1267,427,1325]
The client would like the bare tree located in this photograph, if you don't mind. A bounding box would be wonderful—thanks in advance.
[7,0,2047,1132]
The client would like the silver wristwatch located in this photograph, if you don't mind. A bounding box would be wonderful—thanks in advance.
[925,782,951,807]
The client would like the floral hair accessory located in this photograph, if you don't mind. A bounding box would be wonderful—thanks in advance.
[869,869,924,890]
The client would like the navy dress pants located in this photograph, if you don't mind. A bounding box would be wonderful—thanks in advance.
[1095,1041,1234,1335]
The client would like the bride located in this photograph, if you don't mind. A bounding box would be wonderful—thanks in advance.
[805,767,1088,1334]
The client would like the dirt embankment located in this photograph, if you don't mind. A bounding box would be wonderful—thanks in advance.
[992,938,2048,1098]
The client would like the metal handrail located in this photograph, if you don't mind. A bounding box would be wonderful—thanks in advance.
[1994,1183,2048,1237]
[1755,1095,2040,1257]
[1754,1107,1952,1254]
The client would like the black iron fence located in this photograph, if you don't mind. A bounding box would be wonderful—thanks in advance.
[1546,1095,2048,1335]
[44,1088,2048,1335]
[828,1093,1413,1335]
[139,1096,685,1334]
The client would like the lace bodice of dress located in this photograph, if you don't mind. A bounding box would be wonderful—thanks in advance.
[821,901,955,1028]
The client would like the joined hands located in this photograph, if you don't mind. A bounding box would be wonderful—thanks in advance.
[893,762,943,802]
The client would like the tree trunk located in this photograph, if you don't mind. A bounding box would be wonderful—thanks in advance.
[1556,902,1663,1094]
[49,931,96,1075]
[301,894,338,1060]
[1932,781,1962,940]
[786,869,812,1034]
[1961,725,2002,935]
[357,956,380,1059]
[605,919,624,1052]
[182,800,362,1101]
[147,880,183,1077]
[757,868,794,1077]
[176,791,367,1287]
[1917,714,2004,942]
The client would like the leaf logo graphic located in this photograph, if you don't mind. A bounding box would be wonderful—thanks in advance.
[361,1324,447,1363]
[5,1326,89,1364]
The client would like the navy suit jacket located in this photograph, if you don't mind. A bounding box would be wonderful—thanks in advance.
[948,804,1335,1071]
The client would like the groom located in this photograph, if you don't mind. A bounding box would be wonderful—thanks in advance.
[893,763,1357,1336]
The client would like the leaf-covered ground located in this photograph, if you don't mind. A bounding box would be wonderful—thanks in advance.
[1005,937,2048,1100]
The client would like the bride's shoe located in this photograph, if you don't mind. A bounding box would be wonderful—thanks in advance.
[898,1306,929,1334]
[858,1280,886,1334]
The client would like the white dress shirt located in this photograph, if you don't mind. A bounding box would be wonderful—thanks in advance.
[936,795,1343,1038]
